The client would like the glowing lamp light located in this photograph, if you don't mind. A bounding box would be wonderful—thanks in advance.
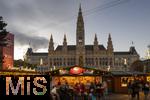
[74,67,79,71]
[70,67,83,75]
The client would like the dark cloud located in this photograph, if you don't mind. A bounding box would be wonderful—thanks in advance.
[0,0,77,41]
[14,32,49,51]
[0,0,76,29]
[0,0,76,52]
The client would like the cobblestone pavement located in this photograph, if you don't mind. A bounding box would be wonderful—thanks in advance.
[106,92,150,100]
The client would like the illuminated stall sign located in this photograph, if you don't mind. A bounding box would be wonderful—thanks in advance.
[69,67,84,75]
[57,66,95,75]
[69,67,94,75]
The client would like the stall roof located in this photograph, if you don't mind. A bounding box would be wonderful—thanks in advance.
[50,65,107,76]
[110,71,147,76]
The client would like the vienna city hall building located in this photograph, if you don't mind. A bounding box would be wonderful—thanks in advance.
[24,6,139,71]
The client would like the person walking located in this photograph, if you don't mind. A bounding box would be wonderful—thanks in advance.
[142,82,150,100]
[89,82,96,100]
[102,80,108,99]
[127,80,133,99]
[85,80,91,99]
[131,81,140,100]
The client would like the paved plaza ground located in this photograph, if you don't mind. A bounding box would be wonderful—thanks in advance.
[106,92,150,100]
[50,92,150,100]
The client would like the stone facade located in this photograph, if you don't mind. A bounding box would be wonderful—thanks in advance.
[24,6,139,71]
[143,59,150,73]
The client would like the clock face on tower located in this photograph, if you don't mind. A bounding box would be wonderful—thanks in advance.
[79,39,82,42]
[78,36,83,43]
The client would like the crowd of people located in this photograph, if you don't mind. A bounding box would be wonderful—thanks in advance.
[50,80,108,100]
[127,80,150,100]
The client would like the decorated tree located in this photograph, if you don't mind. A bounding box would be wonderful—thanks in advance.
[0,16,8,39]
[0,16,8,69]
[14,59,37,70]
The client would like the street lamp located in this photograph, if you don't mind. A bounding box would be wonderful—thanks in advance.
[123,58,127,71]
[107,65,110,72]
[53,66,56,70]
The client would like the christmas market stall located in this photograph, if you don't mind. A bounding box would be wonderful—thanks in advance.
[104,71,147,94]
[50,65,107,88]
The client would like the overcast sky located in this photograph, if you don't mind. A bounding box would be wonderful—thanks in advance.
[0,0,150,60]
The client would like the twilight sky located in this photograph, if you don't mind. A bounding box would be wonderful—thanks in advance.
[0,0,150,60]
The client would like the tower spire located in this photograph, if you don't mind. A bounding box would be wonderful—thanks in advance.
[107,33,113,54]
[63,34,67,46]
[48,34,54,53]
[94,33,98,46]
[76,4,85,46]
[79,3,82,12]
[94,33,99,53]
[63,34,67,52]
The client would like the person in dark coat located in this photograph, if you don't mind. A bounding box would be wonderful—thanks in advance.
[142,82,150,100]
[131,82,140,100]
[127,81,133,98]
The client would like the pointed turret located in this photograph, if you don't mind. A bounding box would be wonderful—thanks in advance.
[94,34,99,52]
[48,34,54,53]
[94,34,98,46]
[63,34,67,52]
[107,33,114,54]
[63,34,67,46]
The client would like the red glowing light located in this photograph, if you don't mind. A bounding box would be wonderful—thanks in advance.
[70,67,83,75]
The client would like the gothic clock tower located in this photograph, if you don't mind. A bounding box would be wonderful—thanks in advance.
[76,5,85,67]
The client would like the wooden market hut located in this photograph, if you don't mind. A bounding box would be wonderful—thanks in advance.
[104,71,147,94]
[49,65,107,87]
